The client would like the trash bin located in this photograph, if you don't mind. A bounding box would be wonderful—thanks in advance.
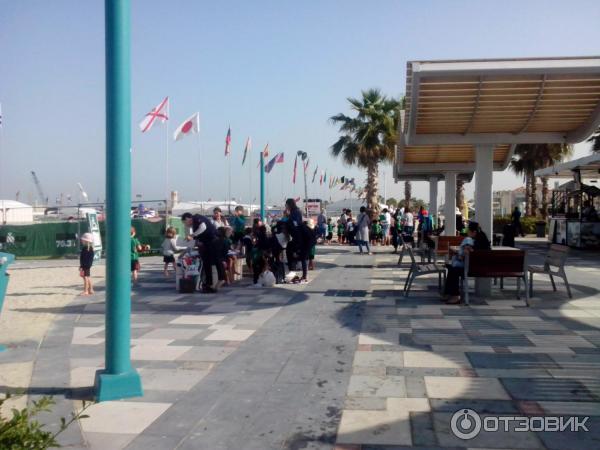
[0,252,16,352]
[535,221,546,238]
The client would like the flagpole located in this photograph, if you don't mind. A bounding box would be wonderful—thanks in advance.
[248,142,252,216]
[228,152,232,215]
[260,151,265,222]
[197,120,202,202]
[165,100,170,218]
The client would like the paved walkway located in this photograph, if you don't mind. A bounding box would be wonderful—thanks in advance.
[1,242,600,449]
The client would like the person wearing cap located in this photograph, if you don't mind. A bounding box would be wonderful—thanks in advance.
[79,233,95,296]
[443,221,491,304]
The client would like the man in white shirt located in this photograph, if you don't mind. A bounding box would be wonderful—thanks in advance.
[210,207,229,228]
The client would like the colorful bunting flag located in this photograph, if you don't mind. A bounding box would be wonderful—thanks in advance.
[139,97,169,133]
[312,166,318,183]
[292,155,298,184]
[224,126,231,156]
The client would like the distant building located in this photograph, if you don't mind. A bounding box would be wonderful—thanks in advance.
[493,185,547,216]
[0,200,34,224]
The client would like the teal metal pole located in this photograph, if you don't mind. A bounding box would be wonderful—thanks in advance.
[95,0,142,402]
[260,152,265,221]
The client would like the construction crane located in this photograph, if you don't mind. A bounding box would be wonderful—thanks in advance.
[30,171,48,205]
[77,182,89,203]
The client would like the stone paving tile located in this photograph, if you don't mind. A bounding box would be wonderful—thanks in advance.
[501,377,598,402]
[347,374,407,398]
[168,314,225,325]
[424,376,510,400]
[136,368,207,391]
[138,328,203,340]
[353,350,404,368]
[177,345,236,362]
[404,351,471,369]
[130,344,193,361]
[466,352,559,370]
[80,401,171,434]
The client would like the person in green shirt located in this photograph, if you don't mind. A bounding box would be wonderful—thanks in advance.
[131,226,143,283]
[326,218,334,244]
[371,220,382,246]
[337,221,345,244]
[231,205,247,245]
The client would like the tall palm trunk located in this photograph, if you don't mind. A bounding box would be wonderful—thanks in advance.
[456,179,465,211]
[524,174,531,216]
[541,176,549,220]
[404,181,412,211]
[366,162,379,212]
[530,170,539,218]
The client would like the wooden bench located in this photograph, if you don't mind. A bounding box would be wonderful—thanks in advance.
[528,244,572,299]
[464,249,529,306]
[432,236,464,261]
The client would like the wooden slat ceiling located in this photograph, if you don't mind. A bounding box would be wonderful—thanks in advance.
[402,144,510,165]
[405,61,600,136]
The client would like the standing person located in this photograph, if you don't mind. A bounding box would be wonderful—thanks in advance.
[355,206,372,254]
[306,219,318,270]
[230,205,247,245]
[455,207,464,235]
[326,218,334,245]
[252,225,271,286]
[161,226,185,277]
[79,233,95,296]
[285,198,308,282]
[403,208,414,236]
[316,209,327,243]
[210,207,229,228]
[130,226,144,284]
[391,208,401,253]
[380,208,392,246]
[337,219,345,244]
[512,206,524,237]
[181,212,225,293]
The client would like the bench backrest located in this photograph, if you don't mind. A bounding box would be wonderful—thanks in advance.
[545,244,569,269]
[434,236,464,254]
[466,249,526,277]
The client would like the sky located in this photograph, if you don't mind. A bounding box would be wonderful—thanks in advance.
[1,0,599,207]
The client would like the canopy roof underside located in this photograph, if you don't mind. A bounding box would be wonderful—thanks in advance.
[404,56,600,145]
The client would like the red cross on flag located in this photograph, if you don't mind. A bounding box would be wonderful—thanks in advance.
[139,97,169,132]
[173,112,200,141]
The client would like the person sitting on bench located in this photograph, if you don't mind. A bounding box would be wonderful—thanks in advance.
[442,221,491,304]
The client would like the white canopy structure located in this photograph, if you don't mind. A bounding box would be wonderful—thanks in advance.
[395,56,600,294]
[535,152,600,179]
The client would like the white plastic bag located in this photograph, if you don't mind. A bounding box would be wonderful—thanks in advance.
[259,270,276,287]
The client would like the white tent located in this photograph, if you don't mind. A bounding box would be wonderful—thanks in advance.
[0,200,34,224]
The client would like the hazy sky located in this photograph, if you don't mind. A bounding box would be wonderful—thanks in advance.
[1,0,599,206]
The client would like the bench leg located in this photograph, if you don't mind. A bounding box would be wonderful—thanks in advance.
[500,277,504,289]
[438,272,442,291]
[403,269,412,292]
[398,248,404,266]
[561,270,573,299]
[463,276,469,305]
[523,275,530,307]
[529,271,533,298]
[405,273,416,297]
[516,277,521,300]
[549,273,557,291]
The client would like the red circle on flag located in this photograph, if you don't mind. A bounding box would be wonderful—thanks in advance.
[182,121,193,133]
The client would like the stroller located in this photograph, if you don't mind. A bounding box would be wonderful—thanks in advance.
[176,249,203,293]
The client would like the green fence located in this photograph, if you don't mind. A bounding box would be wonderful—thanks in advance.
[0,218,183,259]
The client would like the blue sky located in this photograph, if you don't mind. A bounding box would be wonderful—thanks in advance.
[1,0,599,206]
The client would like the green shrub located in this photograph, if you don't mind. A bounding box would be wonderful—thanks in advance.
[493,216,544,235]
[0,394,90,449]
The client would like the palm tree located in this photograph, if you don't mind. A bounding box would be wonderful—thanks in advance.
[330,89,400,213]
[588,127,600,152]
[404,181,412,211]
[511,143,573,218]
[456,179,465,211]
[511,145,537,216]
[536,143,573,219]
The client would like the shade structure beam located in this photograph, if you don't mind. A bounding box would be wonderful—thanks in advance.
[517,74,547,134]
[463,76,483,134]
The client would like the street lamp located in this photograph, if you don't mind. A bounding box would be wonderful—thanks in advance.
[297,151,309,216]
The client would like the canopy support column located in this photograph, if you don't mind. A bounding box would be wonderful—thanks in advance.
[475,144,494,297]
[429,176,438,227]
[444,172,457,236]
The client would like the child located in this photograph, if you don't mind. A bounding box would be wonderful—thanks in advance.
[79,233,95,296]
[337,220,345,244]
[131,226,143,283]
[242,227,254,271]
[270,220,289,284]
[161,227,185,277]
[326,218,334,245]
[306,219,318,270]
[252,225,271,286]
[370,219,380,246]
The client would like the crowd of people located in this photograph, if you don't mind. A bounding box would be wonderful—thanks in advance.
[176,199,318,293]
